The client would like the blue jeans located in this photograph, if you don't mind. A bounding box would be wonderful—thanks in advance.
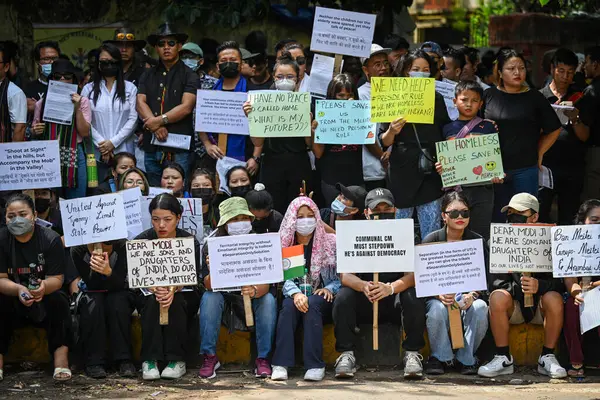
[144,150,193,187]
[65,144,87,199]
[396,197,442,241]
[425,298,488,366]
[492,166,538,222]
[199,291,277,359]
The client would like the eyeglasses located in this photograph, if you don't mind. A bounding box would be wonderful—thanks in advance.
[39,56,59,64]
[99,60,119,68]
[444,209,470,219]
[274,74,297,81]
[157,39,177,48]
[116,33,135,41]
[295,56,306,66]
[52,73,74,81]
[125,179,145,186]
[372,60,390,70]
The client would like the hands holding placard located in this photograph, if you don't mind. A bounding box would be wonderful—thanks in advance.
[520,275,539,295]
[154,287,175,308]
[362,281,394,303]
[435,161,505,184]
[90,252,112,277]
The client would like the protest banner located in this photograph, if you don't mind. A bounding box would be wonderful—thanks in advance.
[435,80,459,121]
[248,91,311,138]
[551,225,600,278]
[42,80,78,125]
[121,187,144,240]
[371,77,436,124]
[310,7,376,59]
[308,54,335,98]
[195,90,249,135]
[314,100,376,145]
[140,195,204,243]
[60,193,128,247]
[0,140,61,191]
[580,286,600,334]
[435,133,504,188]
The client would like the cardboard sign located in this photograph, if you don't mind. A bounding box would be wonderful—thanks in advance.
[414,239,487,298]
[207,232,284,290]
[580,287,600,333]
[435,80,458,121]
[310,6,376,58]
[126,237,197,288]
[315,100,377,145]
[435,134,505,188]
[371,77,436,124]
[195,90,249,135]
[248,91,311,137]
[121,187,144,240]
[60,193,128,247]
[0,140,61,190]
[140,196,204,243]
[335,219,415,273]
[489,224,553,273]
[551,225,600,278]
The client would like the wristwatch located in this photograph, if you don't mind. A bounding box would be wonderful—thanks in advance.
[161,114,169,125]
[252,156,261,164]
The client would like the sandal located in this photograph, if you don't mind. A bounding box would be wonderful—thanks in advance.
[567,364,585,378]
[53,367,72,382]
[0,368,3,381]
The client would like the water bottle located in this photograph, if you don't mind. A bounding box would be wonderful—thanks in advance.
[28,263,40,291]
[299,268,312,296]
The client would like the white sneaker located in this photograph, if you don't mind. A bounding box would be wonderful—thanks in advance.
[271,365,288,381]
[537,354,567,378]
[403,351,423,379]
[142,361,160,381]
[161,361,186,379]
[304,367,325,381]
[334,351,357,378]
[478,355,514,378]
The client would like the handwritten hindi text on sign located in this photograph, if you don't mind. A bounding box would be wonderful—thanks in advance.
[489,224,553,273]
[370,77,436,124]
[551,225,600,278]
[248,91,311,137]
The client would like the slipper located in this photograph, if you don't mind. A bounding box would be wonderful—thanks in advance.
[53,367,72,382]
[568,365,585,378]
[0,368,3,381]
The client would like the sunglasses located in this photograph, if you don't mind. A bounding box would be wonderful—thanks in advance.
[295,56,306,66]
[444,209,470,219]
[116,33,135,41]
[52,73,74,81]
[157,39,177,48]
[99,60,119,68]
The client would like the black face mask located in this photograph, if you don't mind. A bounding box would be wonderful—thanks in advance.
[252,218,270,233]
[191,188,215,204]
[100,64,119,78]
[369,212,396,220]
[35,198,51,213]
[230,184,251,198]
[507,213,529,224]
[219,62,240,79]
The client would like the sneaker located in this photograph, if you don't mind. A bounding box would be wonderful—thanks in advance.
[424,357,445,375]
[119,361,136,378]
[334,351,357,378]
[142,361,160,381]
[478,355,514,378]
[538,354,567,379]
[255,358,272,378]
[161,361,186,379]
[403,351,423,379]
[460,362,479,376]
[199,354,221,379]
[85,365,107,379]
[271,365,288,381]
[304,367,325,381]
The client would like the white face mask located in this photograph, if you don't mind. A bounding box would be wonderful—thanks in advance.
[296,217,317,236]
[227,220,252,236]
[408,71,431,78]
[275,79,296,91]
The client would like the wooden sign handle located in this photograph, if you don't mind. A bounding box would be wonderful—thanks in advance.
[92,243,103,255]
[333,54,343,77]
[522,272,534,307]
[159,287,176,326]
[243,294,254,327]
[373,272,379,351]
[218,133,228,155]
[582,276,592,293]
[448,302,464,349]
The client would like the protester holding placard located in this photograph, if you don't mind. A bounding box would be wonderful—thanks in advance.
[0,193,72,382]
[160,162,187,198]
[134,193,201,380]
[271,196,339,381]
[199,197,277,379]
[421,191,489,376]
[189,168,219,232]
[319,183,367,230]
[119,167,149,195]
[478,193,567,379]
[93,152,137,195]
[246,183,283,234]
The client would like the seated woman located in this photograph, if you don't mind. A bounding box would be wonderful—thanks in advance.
[271,196,339,382]
[0,194,71,382]
[422,191,489,376]
[564,199,600,378]
[246,183,283,233]
[227,166,252,198]
[161,162,188,198]
[135,193,201,380]
[189,168,219,234]
[120,167,150,195]
[93,152,137,195]
[71,239,136,379]
[199,197,277,379]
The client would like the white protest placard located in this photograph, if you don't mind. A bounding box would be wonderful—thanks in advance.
[60,193,128,247]
[151,132,191,150]
[310,6,376,58]
[126,237,197,288]
[580,286,600,333]
[42,80,78,125]
[551,225,600,278]
[551,104,575,126]
[0,140,61,190]
[179,198,204,243]
[335,219,415,273]
[308,54,335,99]
[148,187,172,196]
[414,239,487,298]
[435,80,458,121]
[207,232,284,289]
[489,224,553,273]
[195,90,249,135]
[121,187,144,240]
[216,156,246,194]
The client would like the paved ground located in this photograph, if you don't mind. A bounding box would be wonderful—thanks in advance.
[2,364,600,399]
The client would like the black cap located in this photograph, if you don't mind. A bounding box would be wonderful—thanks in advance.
[365,188,395,210]
[335,183,367,211]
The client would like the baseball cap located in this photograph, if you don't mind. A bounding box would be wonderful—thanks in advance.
[360,44,392,65]
[181,42,203,57]
[500,193,539,214]
[365,188,395,210]
[240,48,259,61]
[336,183,367,211]
[420,41,443,58]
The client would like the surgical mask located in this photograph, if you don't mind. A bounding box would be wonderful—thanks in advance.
[218,62,240,79]
[191,188,214,204]
[296,217,317,236]
[230,184,251,198]
[252,218,270,233]
[331,198,349,217]
[227,220,252,236]
[275,79,296,91]
[183,59,200,72]
[507,213,529,224]
[368,212,396,220]
[40,63,52,77]
[35,198,51,213]
[408,71,430,78]
[7,216,34,236]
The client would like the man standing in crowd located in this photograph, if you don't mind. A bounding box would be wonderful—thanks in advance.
[0,42,26,142]
[441,48,465,83]
[420,42,444,80]
[247,52,273,91]
[136,23,197,186]
[240,48,258,81]
[104,28,147,87]
[23,41,60,115]
[460,47,490,90]
[383,34,410,71]
[180,42,218,90]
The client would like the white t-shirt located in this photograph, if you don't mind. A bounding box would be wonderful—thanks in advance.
[357,82,386,182]
[5,81,27,124]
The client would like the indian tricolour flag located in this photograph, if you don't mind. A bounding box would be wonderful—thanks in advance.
[282,245,305,280]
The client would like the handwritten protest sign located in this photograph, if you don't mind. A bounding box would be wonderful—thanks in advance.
[248,91,311,137]
[435,80,458,121]
[0,140,61,190]
[310,7,376,58]
[414,240,487,298]
[371,77,436,123]
[551,225,600,278]
[436,134,504,187]
[489,224,553,273]
[121,187,144,240]
[580,287,600,333]
[140,196,204,243]
[315,100,376,144]
[60,193,128,247]
[335,219,415,273]
[195,90,249,135]
[126,237,197,288]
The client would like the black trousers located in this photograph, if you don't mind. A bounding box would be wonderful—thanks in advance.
[260,152,312,215]
[332,286,426,352]
[79,290,136,367]
[538,166,584,225]
[0,291,71,356]
[138,291,200,362]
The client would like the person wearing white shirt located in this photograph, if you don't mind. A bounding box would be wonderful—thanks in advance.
[0,42,26,142]
[81,43,138,181]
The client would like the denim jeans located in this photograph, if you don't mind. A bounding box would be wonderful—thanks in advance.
[64,143,88,199]
[425,298,488,366]
[492,166,538,223]
[396,197,442,241]
[144,150,193,187]
[199,291,277,359]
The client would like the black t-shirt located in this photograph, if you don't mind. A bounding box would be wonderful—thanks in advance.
[71,241,129,291]
[252,210,283,234]
[482,87,562,170]
[264,137,308,155]
[23,79,48,102]
[577,77,600,146]
[248,76,274,91]
[319,144,363,186]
